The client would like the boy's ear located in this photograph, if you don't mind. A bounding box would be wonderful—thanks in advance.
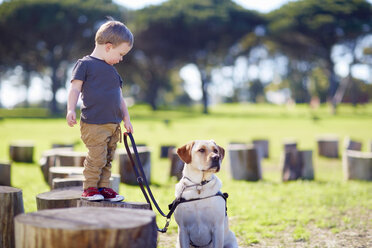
[177,141,195,164]
[105,42,113,51]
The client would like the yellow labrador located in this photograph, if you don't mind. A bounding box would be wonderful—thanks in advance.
[174,140,238,248]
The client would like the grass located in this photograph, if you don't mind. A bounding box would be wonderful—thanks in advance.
[0,103,371,247]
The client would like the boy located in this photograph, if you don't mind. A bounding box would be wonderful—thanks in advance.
[66,20,133,201]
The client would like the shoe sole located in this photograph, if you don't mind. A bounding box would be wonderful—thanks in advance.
[81,194,104,201]
[104,196,125,202]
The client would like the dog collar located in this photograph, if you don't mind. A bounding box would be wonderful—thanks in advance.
[183,176,212,186]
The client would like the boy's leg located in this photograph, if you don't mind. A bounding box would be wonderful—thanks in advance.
[98,124,121,188]
[80,122,118,189]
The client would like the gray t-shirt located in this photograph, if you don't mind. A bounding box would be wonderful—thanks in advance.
[71,55,123,124]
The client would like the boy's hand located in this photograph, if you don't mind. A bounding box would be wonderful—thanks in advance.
[123,118,133,133]
[66,110,77,127]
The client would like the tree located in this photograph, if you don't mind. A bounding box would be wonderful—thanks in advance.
[0,0,124,113]
[266,0,372,108]
[132,0,264,113]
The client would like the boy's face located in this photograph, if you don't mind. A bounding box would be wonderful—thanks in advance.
[105,42,132,65]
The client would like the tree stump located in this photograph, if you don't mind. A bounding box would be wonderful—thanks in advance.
[370,140,372,152]
[15,207,157,248]
[0,186,24,248]
[36,187,83,210]
[160,145,175,158]
[117,148,151,185]
[343,137,362,151]
[0,162,11,186]
[39,148,74,182]
[252,139,269,158]
[282,149,314,181]
[317,137,339,158]
[52,143,74,149]
[283,140,297,153]
[77,199,150,210]
[228,144,261,181]
[169,149,184,180]
[52,177,84,190]
[48,166,84,187]
[110,174,121,194]
[343,150,372,181]
[9,141,34,163]
[55,151,87,167]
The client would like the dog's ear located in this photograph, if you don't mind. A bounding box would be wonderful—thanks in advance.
[218,145,225,161]
[177,141,195,164]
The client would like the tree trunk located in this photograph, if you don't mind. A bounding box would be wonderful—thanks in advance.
[52,178,83,190]
[50,61,60,115]
[15,207,157,248]
[0,186,24,248]
[36,187,82,210]
[0,162,11,186]
[228,144,261,181]
[39,148,74,182]
[200,69,209,114]
[282,150,314,181]
[77,200,150,210]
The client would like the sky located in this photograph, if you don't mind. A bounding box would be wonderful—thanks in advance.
[1,0,372,107]
[113,0,292,12]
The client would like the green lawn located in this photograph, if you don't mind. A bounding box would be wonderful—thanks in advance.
[1,103,371,247]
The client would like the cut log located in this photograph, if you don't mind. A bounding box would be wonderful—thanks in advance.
[343,137,362,151]
[283,140,297,153]
[52,143,74,149]
[110,174,121,194]
[9,141,34,163]
[228,144,261,181]
[39,148,74,182]
[317,137,339,158]
[36,187,83,210]
[52,177,84,190]
[160,145,175,158]
[77,199,150,210]
[48,166,84,187]
[169,149,184,180]
[282,150,314,181]
[0,186,24,248]
[54,151,87,167]
[343,150,372,181]
[300,150,314,180]
[117,148,151,185]
[252,139,269,158]
[15,207,157,248]
[0,162,11,186]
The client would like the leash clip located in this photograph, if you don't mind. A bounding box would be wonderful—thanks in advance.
[158,218,171,233]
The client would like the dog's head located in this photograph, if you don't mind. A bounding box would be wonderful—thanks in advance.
[177,140,225,172]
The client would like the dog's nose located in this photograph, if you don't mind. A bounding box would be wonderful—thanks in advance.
[211,155,220,162]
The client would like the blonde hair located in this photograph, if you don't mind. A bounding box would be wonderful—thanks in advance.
[95,21,133,47]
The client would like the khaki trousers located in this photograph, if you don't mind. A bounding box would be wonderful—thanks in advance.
[80,121,121,189]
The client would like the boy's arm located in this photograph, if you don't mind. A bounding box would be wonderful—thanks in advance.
[66,80,83,127]
[120,94,133,133]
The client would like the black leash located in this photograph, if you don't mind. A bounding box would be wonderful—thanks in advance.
[123,132,175,233]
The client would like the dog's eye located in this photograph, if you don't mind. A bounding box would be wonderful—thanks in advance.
[214,149,218,153]
[199,148,205,153]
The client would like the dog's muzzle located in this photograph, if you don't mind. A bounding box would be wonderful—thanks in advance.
[210,156,220,172]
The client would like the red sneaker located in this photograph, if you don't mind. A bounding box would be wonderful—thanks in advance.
[81,187,104,201]
[99,187,124,202]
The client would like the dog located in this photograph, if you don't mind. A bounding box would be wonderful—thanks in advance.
[174,140,238,248]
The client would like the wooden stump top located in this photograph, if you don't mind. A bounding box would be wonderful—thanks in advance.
[15,207,155,230]
[37,187,83,201]
[9,140,34,147]
[78,199,150,210]
[49,166,84,174]
[345,150,372,159]
[0,186,22,194]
